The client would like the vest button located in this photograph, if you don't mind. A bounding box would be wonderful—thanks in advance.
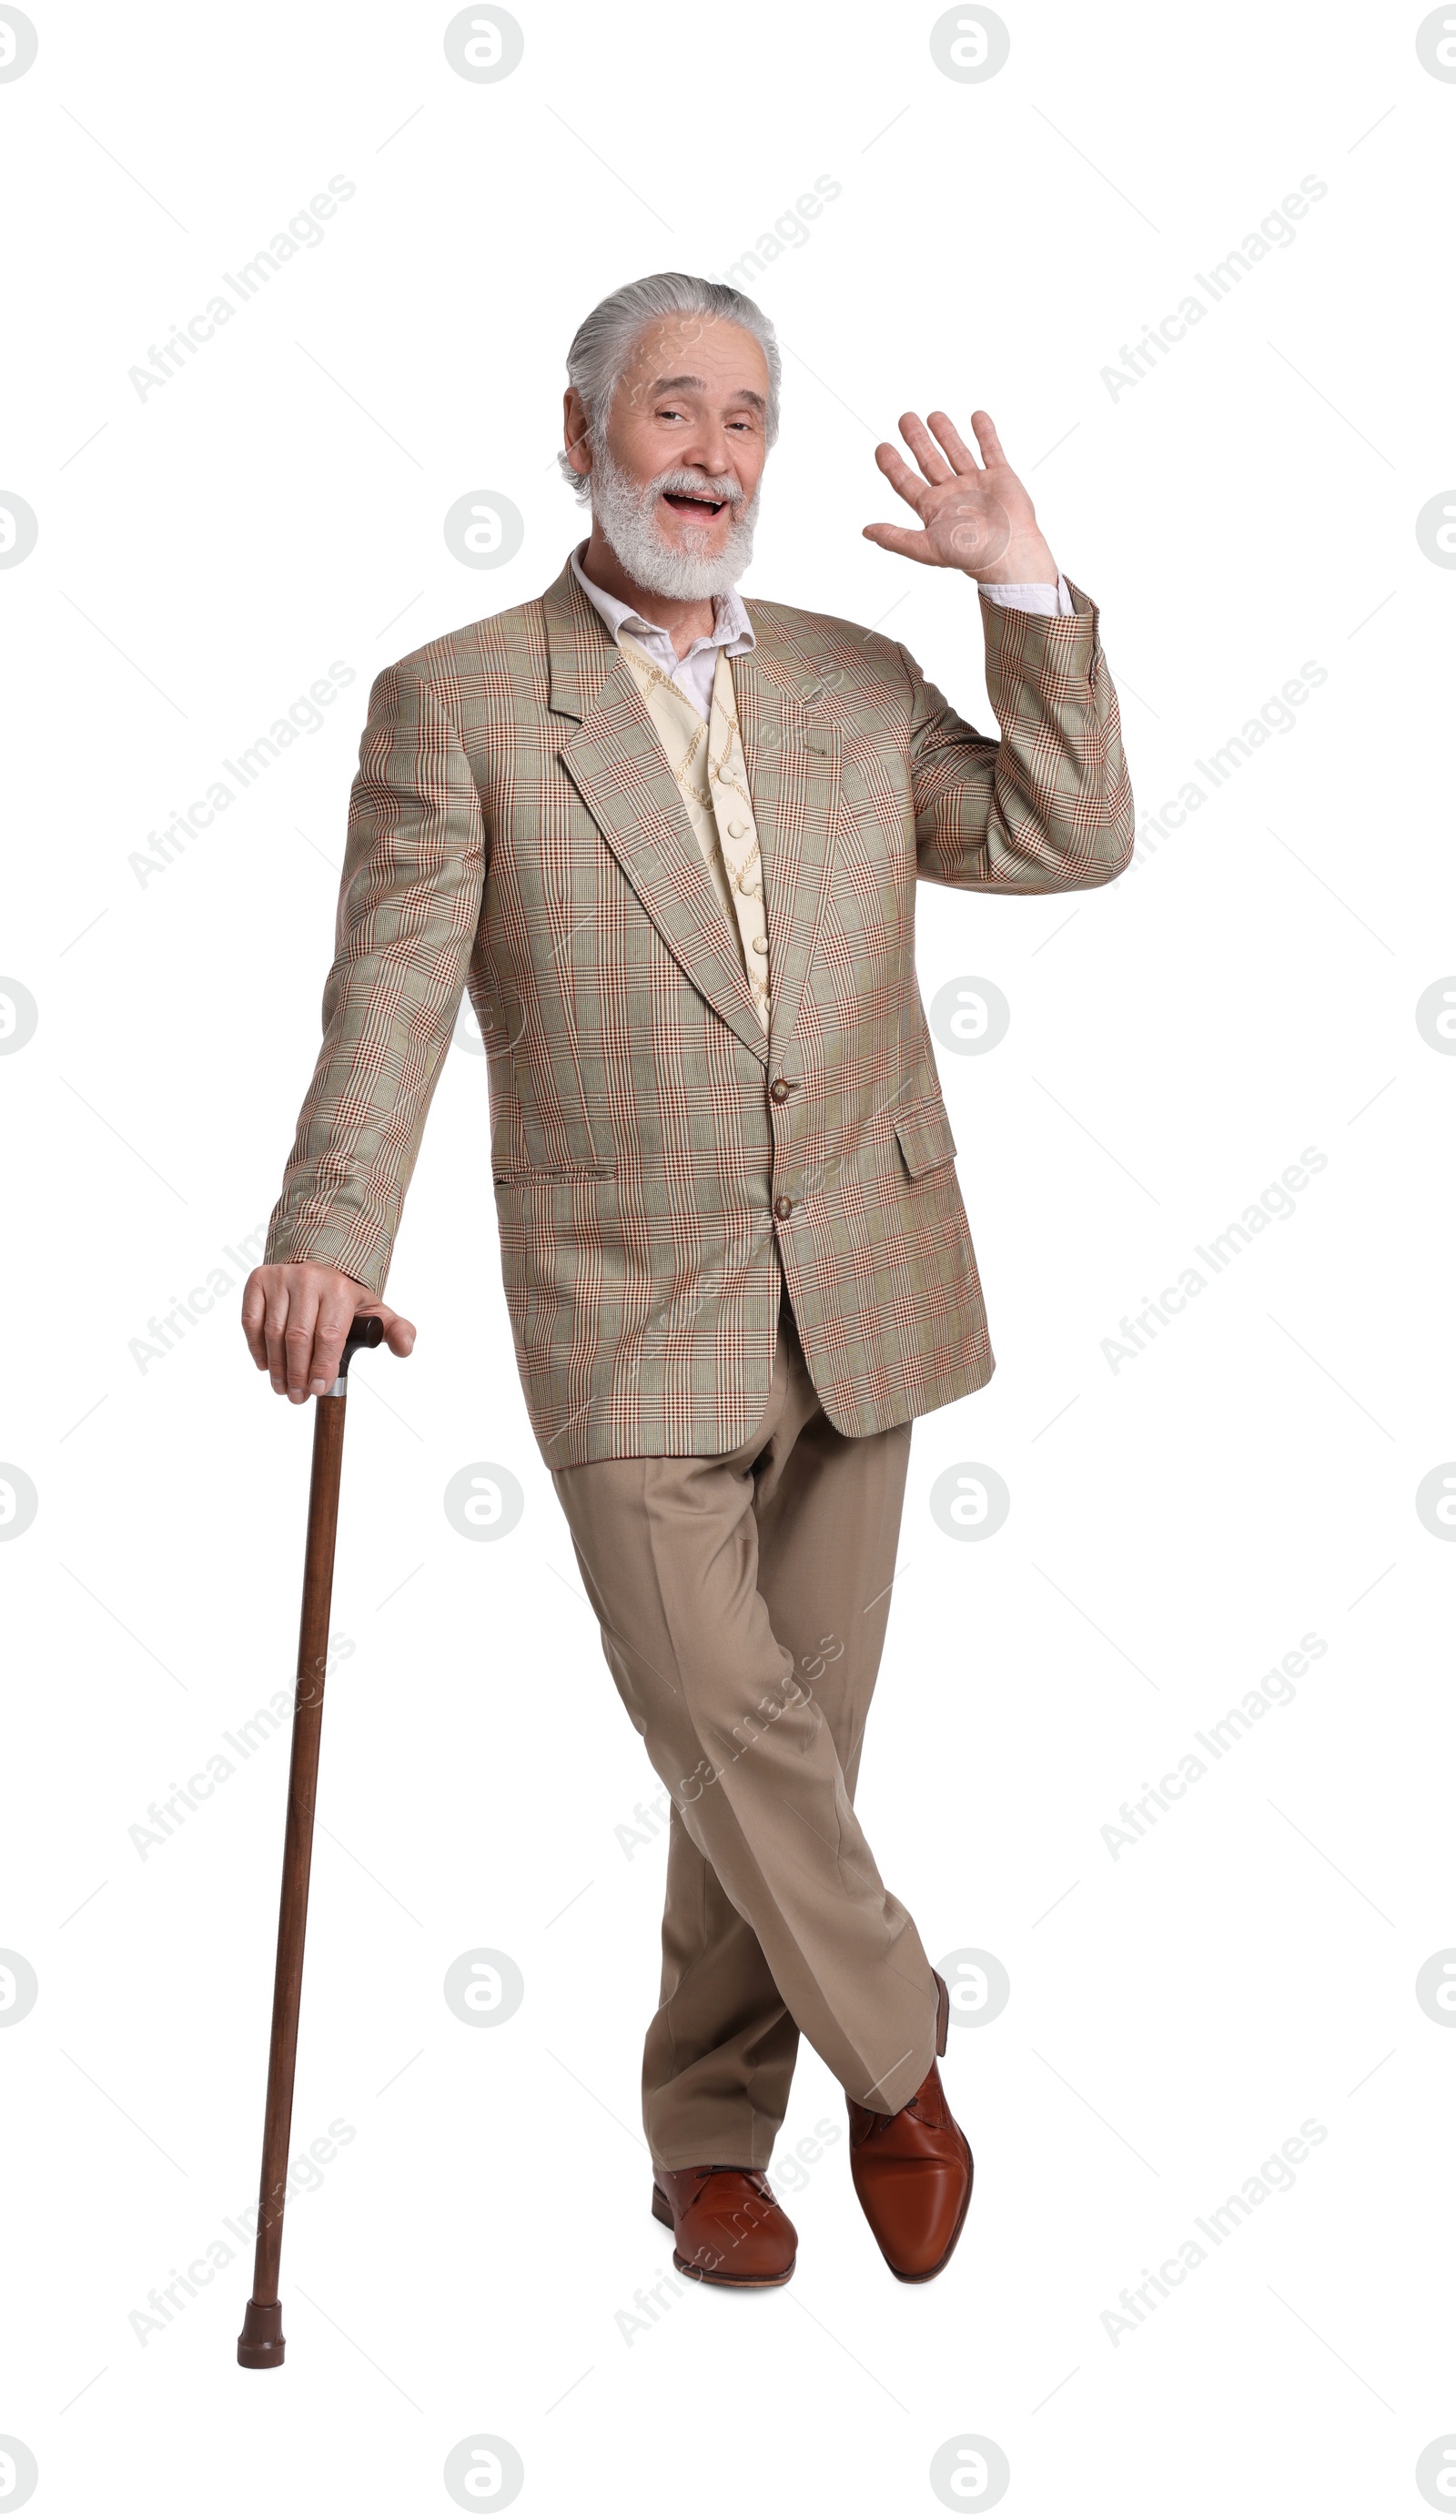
[774,1195,794,1220]
[770,1077,792,1102]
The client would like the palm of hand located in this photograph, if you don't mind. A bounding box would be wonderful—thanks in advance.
[913,468,1016,572]
[864,408,1048,580]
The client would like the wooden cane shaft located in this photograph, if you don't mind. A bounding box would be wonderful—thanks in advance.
[248,1392,347,2311]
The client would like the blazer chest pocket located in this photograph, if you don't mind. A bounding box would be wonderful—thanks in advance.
[893,1098,957,1180]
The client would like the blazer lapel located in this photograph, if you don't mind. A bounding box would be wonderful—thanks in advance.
[544,562,770,1068]
[732,614,836,1067]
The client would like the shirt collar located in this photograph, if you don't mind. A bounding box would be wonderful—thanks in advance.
[571,539,755,659]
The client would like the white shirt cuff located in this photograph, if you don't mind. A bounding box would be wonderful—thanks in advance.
[980,573,1074,616]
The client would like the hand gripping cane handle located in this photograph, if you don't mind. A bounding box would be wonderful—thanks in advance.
[237,1311,385,2369]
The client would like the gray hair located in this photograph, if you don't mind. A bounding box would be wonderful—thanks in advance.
[557,270,781,502]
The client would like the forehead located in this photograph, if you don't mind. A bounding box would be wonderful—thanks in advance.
[619,314,769,401]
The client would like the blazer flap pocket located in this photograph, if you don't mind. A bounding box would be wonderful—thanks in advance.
[894,1098,957,1179]
[492,1160,617,1187]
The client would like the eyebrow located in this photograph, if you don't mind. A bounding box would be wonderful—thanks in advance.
[651,373,766,411]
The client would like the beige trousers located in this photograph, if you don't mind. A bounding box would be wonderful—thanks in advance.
[551,1285,938,2171]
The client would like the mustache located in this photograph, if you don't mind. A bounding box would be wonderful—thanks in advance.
[649,467,745,511]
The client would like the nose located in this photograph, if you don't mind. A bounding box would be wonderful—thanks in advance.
[681,416,736,487]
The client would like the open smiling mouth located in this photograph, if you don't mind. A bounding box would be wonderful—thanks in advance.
[662,491,728,518]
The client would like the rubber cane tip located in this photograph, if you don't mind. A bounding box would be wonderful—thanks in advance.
[237,2298,286,2368]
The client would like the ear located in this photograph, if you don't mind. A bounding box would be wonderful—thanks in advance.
[562,386,592,481]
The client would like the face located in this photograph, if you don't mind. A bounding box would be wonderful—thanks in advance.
[564,314,771,594]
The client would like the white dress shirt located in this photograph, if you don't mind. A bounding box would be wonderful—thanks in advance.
[571,538,1074,725]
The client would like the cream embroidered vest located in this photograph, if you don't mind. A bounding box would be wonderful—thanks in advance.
[617,636,770,1033]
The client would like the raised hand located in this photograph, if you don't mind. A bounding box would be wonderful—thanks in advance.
[863,409,1058,585]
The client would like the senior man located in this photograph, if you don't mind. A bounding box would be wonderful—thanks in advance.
[243,271,1133,2291]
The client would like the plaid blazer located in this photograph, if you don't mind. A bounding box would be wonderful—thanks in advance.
[265,554,1133,1464]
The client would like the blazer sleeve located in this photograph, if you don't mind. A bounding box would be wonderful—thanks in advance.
[902,577,1134,894]
[263,661,487,1296]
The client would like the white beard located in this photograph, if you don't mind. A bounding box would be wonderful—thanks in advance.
[588,444,759,599]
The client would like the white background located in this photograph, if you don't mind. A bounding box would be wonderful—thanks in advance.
[3,2,1454,2514]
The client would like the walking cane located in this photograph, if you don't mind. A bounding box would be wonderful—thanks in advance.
[237,1311,386,2369]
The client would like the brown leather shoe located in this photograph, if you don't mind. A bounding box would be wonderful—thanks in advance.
[845,1973,973,2282]
[651,2165,797,2287]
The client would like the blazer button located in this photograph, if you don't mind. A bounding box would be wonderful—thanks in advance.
[770,1076,792,1102]
[774,1195,794,1220]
